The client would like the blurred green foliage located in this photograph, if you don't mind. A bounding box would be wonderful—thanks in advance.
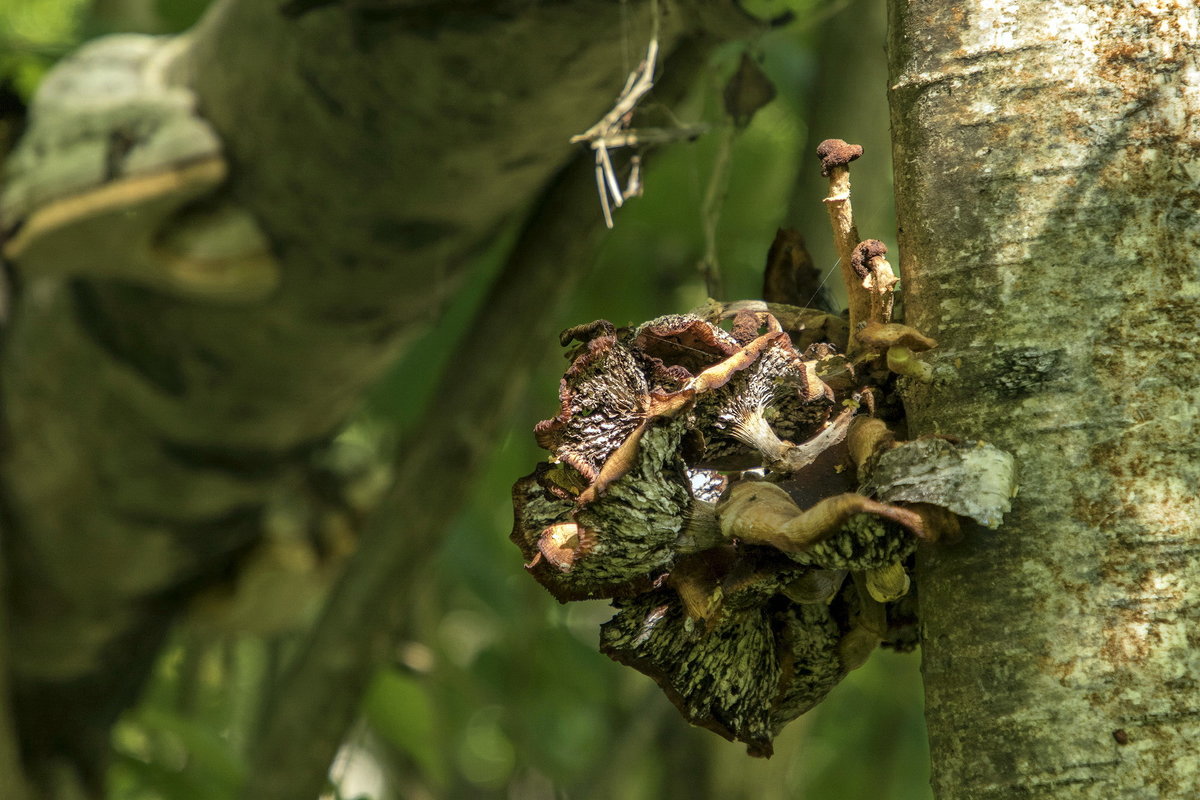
[0,0,88,95]
[4,0,932,798]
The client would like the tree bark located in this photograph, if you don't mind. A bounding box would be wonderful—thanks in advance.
[0,0,749,793]
[889,2,1200,797]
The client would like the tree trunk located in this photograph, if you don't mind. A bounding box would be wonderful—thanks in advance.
[889,2,1200,797]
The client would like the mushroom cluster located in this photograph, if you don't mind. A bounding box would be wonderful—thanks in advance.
[511,310,925,754]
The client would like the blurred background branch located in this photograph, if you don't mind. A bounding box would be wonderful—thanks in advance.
[0,1,929,798]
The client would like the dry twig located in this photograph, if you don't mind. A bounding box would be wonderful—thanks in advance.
[571,30,706,227]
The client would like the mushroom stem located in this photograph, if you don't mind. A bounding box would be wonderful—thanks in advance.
[729,400,856,475]
[865,253,898,324]
[729,408,791,466]
[840,570,889,670]
[817,139,871,354]
[774,400,858,473]
[717,481,927,554]
[675,499,724,554]
[847,416,896,480]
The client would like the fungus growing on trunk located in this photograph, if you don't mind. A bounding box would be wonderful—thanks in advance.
[511,135,1016,756]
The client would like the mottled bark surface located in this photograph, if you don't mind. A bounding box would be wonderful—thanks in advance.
[889,2,1200,797]
[0,1,748,794]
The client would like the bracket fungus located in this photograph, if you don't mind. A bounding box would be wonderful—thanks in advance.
[512,136,1016,754]
[0,34,279,301]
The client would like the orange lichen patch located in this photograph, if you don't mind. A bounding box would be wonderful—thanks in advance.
[1100,605,1159,666]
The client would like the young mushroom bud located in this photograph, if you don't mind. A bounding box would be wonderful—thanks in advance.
[864,561,911,603]
[886,346,934,382]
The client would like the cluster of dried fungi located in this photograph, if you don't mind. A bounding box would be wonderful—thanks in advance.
[511,140,1013,755]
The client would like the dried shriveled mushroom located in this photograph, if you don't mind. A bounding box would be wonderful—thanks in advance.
[508,129,1019,759]
[511,420,703,602]
[602,590,783,755]
[601,576,858,757]
[533,332,654,482]
[511,299,991,756]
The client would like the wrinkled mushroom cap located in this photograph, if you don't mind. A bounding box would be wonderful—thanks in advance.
[512,422,695,602]
[601,590,782,756]
[602,568,854,756]
[629,314,741,376]
[781,513,918,571]
[534,333,651,481]
[769,596,848,731]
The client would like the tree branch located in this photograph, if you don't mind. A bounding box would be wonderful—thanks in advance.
[239,26,723,795]
[0,0,752,790]
[0,533,31,800]
[240,150,609,800]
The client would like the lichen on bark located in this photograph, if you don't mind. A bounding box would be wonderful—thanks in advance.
[890,0,1200,796]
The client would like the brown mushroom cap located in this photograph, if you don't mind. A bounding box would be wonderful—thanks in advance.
[629,313,741,376]
[849,239,888,280]
[816,138,863,176]
[534,333,651,481]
